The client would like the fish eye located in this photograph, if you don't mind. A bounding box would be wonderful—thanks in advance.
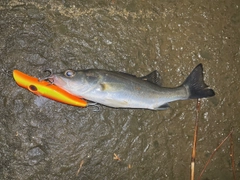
[64,70,75,78]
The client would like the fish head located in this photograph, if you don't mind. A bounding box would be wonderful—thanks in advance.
[49,70,90,95]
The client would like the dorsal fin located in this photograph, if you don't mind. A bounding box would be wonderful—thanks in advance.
[140,70,162,86]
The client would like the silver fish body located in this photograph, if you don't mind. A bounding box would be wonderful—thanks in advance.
[48,64,215,110]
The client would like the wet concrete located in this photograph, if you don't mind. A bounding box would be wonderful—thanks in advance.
[1,0,240,179]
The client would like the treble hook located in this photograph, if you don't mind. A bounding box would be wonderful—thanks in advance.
[38,69,54,82]
[1,68,12,77]
[88,102,101,112]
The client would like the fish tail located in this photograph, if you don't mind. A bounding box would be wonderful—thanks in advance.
[183,64,215,99]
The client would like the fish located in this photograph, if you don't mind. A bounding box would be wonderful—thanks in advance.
[47,64,215,110]
[13,70,88,107]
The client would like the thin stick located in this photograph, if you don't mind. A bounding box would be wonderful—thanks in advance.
[197,130,234,180]
[190,99,201,180]
[229,130,236,180]
[76,160,84,176]
[113,153,121,161]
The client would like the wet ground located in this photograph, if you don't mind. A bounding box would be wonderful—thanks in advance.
[1,0,240,179]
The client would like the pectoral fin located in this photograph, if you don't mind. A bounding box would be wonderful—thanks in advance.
[100,82,125,92]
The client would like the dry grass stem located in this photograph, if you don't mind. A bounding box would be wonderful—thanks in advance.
[190,99,201,180]
[113,153,121,161]
[197,129,234,180]
[76,160,84,176]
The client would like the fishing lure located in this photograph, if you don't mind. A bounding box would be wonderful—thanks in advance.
[13,70,87,107]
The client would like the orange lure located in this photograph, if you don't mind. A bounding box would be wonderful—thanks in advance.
[13,70,87,107]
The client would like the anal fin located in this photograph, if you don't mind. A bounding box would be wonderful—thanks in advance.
[154,103,170,110]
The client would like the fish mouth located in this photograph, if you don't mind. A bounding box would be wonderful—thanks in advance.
[38,69,66,87]
[47,77,54,84]
[49,76,67,87]
[39,72,66,87]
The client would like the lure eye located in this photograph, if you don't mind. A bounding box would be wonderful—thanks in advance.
[29,85,38,92]
[64,70,75,78]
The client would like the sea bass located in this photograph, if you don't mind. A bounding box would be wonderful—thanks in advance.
[47,64,215,110]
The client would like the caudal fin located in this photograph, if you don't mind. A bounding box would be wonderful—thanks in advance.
[183,64,215,99]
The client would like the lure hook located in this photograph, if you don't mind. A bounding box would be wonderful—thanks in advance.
[1,68,12,77]
[38,69,54,82]
[88,102,101,112]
